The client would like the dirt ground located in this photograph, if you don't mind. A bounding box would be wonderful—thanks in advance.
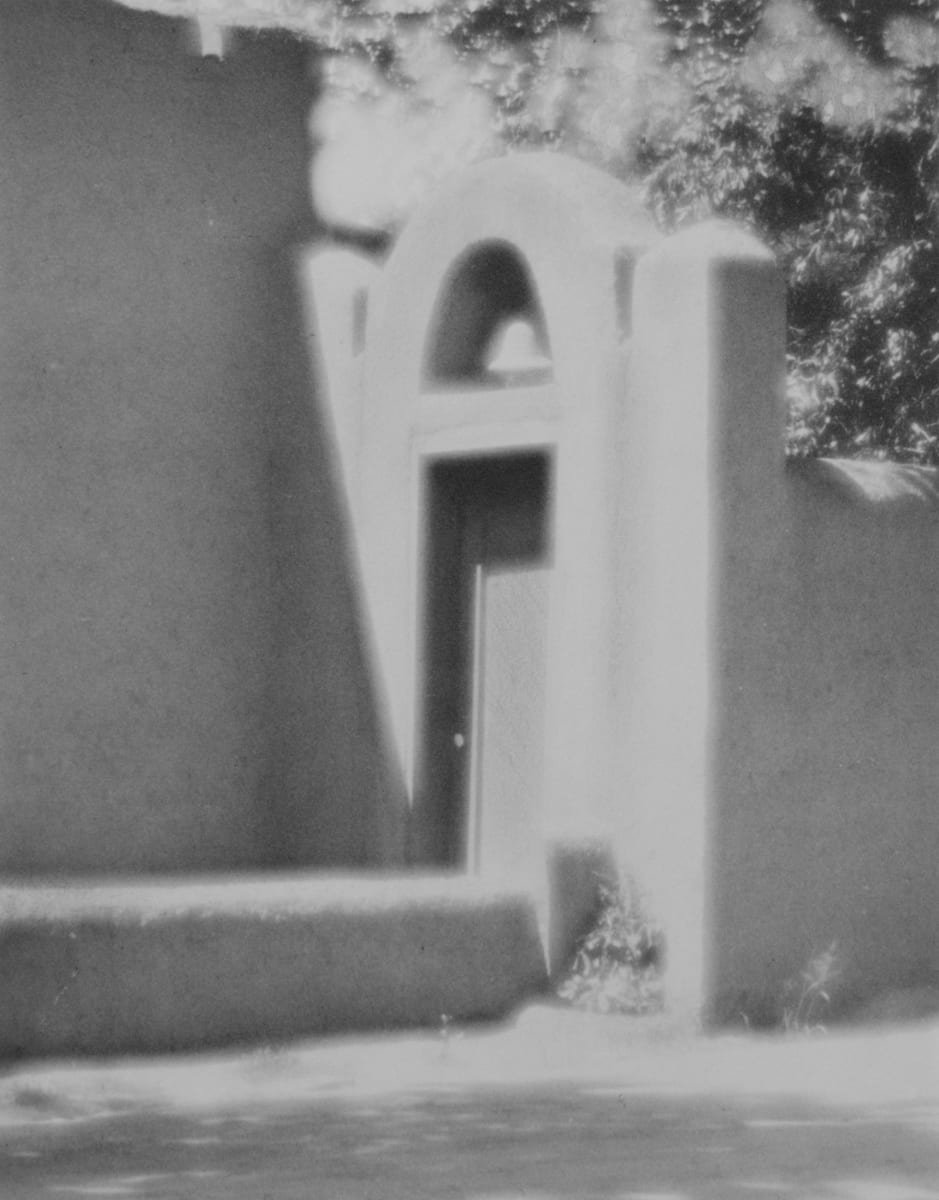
[1,1005,937,1199]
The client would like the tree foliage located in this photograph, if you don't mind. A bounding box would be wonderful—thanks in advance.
[634,1,939,460]
[309,0,939,460]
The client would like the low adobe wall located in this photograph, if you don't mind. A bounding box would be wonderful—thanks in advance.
[0,873,547,1057]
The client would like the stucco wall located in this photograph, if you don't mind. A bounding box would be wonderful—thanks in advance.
[0,874,547,1055]
[624,221,938,1022]
[711,458,939,1020]
[0,0,395,873]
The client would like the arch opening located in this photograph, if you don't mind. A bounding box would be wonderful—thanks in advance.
[423,241,552,387]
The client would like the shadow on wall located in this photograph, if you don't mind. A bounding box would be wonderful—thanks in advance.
[185,25,409,871]
[260,239,407,868]
[197,20,409,870]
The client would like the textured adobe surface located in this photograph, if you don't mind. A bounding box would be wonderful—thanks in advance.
[0,874,548,1057]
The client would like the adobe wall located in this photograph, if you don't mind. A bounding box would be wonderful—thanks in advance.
[627,222,939,1022]
[710,459,939,1021]
[0,0,396,873]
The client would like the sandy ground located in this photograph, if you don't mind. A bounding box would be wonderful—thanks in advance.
[0,1005,937,1198]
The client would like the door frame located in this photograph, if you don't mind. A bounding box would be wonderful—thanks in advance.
[411,450,553,869]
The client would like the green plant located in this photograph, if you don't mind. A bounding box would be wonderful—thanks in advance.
[633,5,939,463]
[308,0,939,460]
[781,941,841,1034]
[557,879,665,1015]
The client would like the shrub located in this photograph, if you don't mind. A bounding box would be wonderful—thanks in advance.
[557,879,666,1015]
[780,942,842,1033]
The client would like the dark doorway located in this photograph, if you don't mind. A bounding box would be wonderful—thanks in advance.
[413,453,551,872]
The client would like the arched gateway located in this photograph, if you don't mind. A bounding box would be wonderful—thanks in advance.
[308,154,656,893]
[307,152,788,1017]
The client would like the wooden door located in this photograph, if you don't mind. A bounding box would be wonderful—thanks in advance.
[415,454,550,874]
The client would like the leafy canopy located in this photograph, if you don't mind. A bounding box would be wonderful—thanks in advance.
[636,1,939,461]
[313,0,939,460]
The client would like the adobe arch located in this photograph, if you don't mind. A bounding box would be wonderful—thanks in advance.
[363,153,653,429]
[350,156,657,821]
[307,151,660,939]
[306,151,791,1014]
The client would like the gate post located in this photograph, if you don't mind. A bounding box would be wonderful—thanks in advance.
[626,222,786,1018]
